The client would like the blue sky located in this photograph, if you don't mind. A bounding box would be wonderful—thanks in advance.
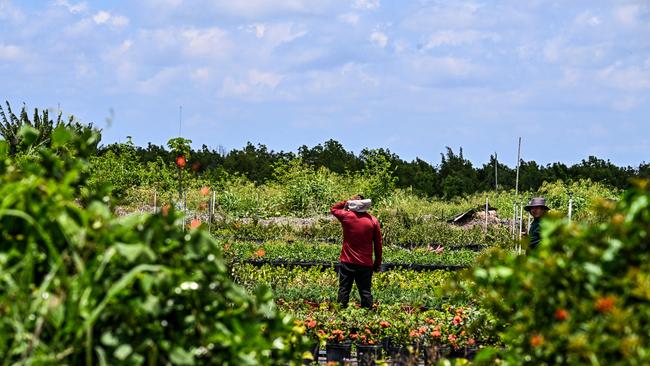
[1,0,649,167]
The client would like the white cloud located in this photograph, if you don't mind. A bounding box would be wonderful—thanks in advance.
[137,67,180,94]
[93,10,129,27]
[611,95,641,111]
[54,0,88,14]
[353,0,379,10]
[574,10,601,26]
[614,4,642,27]
[0,43,24,60]
[338,13,360,25]
[245,22,307,47]
[249,70,284,88]
[220,70,285,98]
[423,30,499,49]
[190,67,212,82]
[598,61,650,91]
[0,0,24,22]
[370,31,388,48]
[182,27,232,59]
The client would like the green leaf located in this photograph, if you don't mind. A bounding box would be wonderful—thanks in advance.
[114,344,133,361]
[52,124,71,146]
[18,125,39,145]
[169,347,195,365]
[101,331,120,347]
[115,243,155,262]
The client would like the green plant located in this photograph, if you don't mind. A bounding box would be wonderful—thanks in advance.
[0,125,309,365]
[465,180,650,365]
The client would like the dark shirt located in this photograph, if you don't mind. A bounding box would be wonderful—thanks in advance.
[330,201,382,268]
[528,217,542,250]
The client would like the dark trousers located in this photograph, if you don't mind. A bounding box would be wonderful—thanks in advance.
[337,262,373,309]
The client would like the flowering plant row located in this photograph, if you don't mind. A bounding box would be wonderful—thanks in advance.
[289,303,493,351]
[220,239,480,266]
[231,264,472,307]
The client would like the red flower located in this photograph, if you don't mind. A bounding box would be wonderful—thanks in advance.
[175,155,186,168]
[190,219,201,229]
[468,338,476,346]
[452,315,463,325]
[448,334,457,343]
[379,321,390,328]
[306,319,317,328]
[530,334,545,348]
[431,329,441,338]
[595,296,616,313]
[554,308,569,321]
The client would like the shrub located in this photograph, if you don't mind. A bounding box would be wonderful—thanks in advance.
[466,180,650,365]
[0,125,308,365]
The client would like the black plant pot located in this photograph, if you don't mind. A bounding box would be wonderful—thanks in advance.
[357,344,382,366]
[326,342,351,365]
[302,343,320,365]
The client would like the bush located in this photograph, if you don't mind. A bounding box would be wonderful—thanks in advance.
[465,180,650,365]
[0,126,308,365]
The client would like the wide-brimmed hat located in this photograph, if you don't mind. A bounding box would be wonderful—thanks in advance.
[524,197,549,212]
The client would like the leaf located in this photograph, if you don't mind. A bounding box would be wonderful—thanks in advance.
[169,347,195,365]
[114,344,133,361]
[52,124,71,146]
[115,243,155,262]
[101,331,120,347]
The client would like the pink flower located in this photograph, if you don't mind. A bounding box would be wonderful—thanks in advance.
[434,245,444,254]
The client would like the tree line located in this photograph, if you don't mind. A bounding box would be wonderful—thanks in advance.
[100,138,649,199]
[2,102,647,198]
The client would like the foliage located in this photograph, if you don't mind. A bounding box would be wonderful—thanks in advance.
[538,178,620,222]
[0,126,308,365]
[464,180,650,365]
[0,101,99,156]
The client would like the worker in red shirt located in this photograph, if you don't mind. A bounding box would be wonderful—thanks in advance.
[330,195,382,309]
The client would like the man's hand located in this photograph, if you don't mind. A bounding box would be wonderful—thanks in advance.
[373,263,381,272]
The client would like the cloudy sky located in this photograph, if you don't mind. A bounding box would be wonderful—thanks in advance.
[1,0,649,167]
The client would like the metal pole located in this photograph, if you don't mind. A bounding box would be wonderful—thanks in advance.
[568,192,573,222]
[515,137,521,197]
[485,196,489,233]
[494,152,498,192]
[518,202,524,241]
[153,190,157,214]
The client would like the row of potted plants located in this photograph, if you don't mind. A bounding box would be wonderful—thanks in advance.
[210,215,514,248]
[220,239,482,266]
[231,264,472,307]
[289,303,495,364]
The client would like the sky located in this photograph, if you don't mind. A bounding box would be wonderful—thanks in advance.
[1,0,649,168]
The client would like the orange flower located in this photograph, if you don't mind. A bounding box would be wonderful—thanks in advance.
[452,315,463,325]
[223,243,231,251]
[431,329,441,338]
[379,321,390,328]
[161,204,170,217]
[448,334,457,343]
[530,334,545,348]
[468,338,476,346]
[200,186,210,196]
[554,308,569,321]
[306,319,317,328]
[409,330,418,337]
[254,248,266,257]
[175,155,186,168]
[190,219,201,229]
[595,296,616,313]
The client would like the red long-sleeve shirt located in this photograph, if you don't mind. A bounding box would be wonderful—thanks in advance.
[330,201,382,268]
